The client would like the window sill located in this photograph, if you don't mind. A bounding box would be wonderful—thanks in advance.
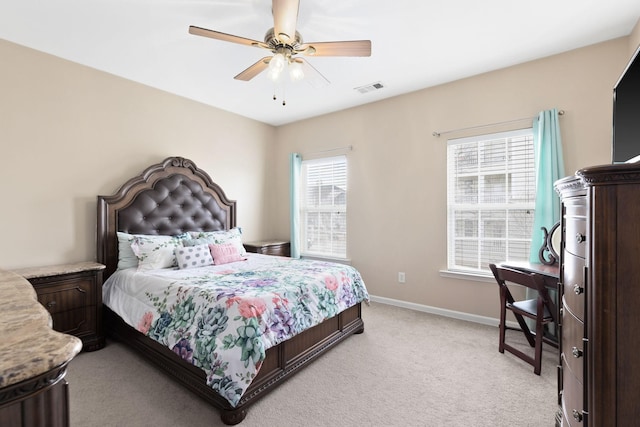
[301,254,352,265]
[439,269,495,283]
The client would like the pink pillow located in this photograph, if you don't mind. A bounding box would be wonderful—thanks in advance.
[209,243,247,265]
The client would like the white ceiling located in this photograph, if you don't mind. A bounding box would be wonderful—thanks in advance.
[1,0,639,126]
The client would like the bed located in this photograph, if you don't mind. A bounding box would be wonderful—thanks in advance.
[96,156,368,424]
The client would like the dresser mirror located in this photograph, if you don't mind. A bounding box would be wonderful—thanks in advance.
[539,221,561,265]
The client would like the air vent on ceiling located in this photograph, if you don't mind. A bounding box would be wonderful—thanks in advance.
[354,82,384,94]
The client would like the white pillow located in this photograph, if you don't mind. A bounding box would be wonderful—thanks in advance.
[187,227,246,256]
[130,234,186,271]
[175,244,214,269]
[116,232,139,270]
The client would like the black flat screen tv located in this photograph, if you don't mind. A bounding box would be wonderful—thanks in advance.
[613,45,640,163]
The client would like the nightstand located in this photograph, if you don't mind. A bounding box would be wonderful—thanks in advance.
[14,261,106,351]
[244,240,291,257]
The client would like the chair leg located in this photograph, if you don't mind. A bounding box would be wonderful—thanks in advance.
[513,312,536,347]
[533,316,544,375]
[499,295,507,354]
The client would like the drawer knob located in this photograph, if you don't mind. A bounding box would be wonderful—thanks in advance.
[575,233,586,243]
[573,284,584,295]
[572,346,583,358]
[572,409,583,422]
[46,300,57,309]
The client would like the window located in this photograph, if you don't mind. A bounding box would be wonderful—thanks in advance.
[300,156,347,259]
[447,129,535,274]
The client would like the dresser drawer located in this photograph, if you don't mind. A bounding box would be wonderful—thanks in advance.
[564,195,587,216]
[562,306,584,382]
[564,217,587,259]
[562,367,585,426]
[35,278,94,314]
[562,252,585,321]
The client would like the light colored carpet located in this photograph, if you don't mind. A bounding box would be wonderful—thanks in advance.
[67,302,558,426]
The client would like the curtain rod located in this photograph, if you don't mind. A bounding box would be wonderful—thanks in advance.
[307,145,353,155]
[432,110,565,137]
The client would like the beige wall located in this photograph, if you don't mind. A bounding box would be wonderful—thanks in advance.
[629,18,640,57]
[1,34,636,321]
[0,39,276,269]
[272,37,631,319]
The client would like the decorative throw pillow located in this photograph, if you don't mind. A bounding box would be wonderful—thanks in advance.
[175,244,214,269]
[187,227,247,256]
[131,234,186,271]
[209,242,247,265]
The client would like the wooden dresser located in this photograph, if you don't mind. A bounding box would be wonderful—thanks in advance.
[555,162,640,426]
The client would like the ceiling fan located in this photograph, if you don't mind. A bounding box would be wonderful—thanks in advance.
[188,0,371,86]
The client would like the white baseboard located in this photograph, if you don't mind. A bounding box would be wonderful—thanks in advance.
[368,295,515,328]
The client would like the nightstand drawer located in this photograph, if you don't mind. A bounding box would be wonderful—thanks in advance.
[50,305,96,336]
[35,278,93,314]
[244,241,291,257]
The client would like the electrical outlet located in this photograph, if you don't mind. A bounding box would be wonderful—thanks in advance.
[398,272,406,283]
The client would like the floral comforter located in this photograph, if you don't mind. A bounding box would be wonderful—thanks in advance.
[102,254,369,407]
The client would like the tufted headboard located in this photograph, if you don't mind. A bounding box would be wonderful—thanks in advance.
[97,156,236,279]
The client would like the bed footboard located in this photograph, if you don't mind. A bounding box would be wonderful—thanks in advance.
[104,303,364,425]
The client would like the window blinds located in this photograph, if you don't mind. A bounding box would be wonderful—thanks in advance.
[447,129,535,272]
[300,156,348,258]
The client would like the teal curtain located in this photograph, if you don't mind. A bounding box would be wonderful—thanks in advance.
[289,153,302,259]
[529,108,565,263]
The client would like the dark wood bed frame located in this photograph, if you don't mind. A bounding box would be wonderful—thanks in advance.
[96,156,364,425]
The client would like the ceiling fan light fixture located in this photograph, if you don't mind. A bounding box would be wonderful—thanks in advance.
[267,52,286,82]
[269,52,286,72]
[289,60,304,82]
[268,67,283,82]
[189,0,371,95]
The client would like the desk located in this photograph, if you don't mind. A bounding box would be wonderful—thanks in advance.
[497,260,560,342]
[498,260,559,287]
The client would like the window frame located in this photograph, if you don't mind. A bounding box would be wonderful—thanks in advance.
[299,155,348,260]
[445,128,536,275]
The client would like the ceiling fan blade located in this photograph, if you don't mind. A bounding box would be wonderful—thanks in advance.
[294,58,330,88]
[297,40,372,57]
[272,0,299,44]
[189,26,269,49]
[234,57,272,81]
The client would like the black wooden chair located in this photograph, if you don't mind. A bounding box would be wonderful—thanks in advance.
[489,263,558,375]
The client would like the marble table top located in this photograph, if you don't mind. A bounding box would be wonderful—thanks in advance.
[0,269,82,388]
[13,260,105,279]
